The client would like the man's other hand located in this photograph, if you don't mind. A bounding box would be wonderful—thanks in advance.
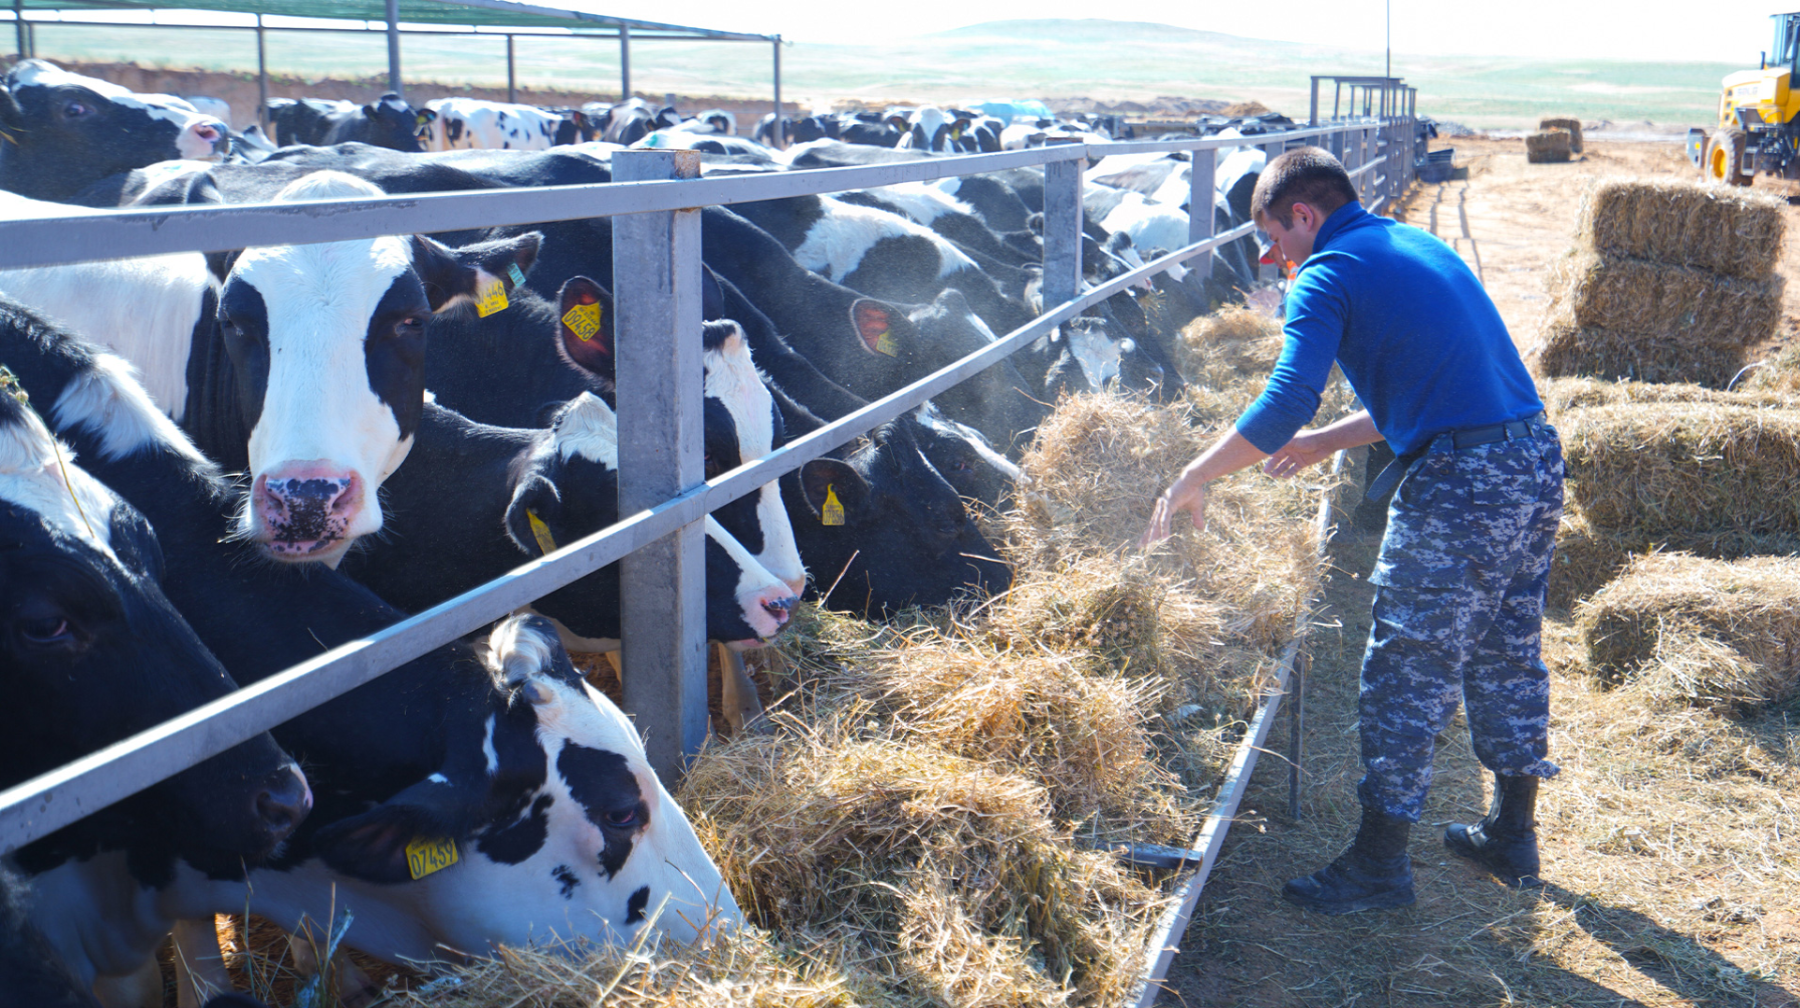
[1263,430,1335,479]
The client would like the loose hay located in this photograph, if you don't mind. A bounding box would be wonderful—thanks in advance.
[1174,304,1283,389]
[1574,178,1786,281]
[1538,117,1584,152]
[1525,130,1571,163]
[1741,340,1800,396]
[1575,553,1800,712]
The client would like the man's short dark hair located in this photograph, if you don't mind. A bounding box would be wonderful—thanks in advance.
[1251,147,1360,228]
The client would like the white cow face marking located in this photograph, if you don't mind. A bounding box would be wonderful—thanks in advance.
[0,405,116,560]
[702,324,806,597]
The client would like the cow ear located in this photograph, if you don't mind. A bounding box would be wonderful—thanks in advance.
[0,85,21,136]
[849,299,913,358]
[799,459,868,523]
[205,249,240,283]
[361,103,380,118]
[311,776,470,884]
[557,276,615,379]
[885,114,909,131]
[505,472,564,556]
[410,232,543,313]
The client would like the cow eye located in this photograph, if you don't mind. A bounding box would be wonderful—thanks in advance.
[62,101,92,119]
[17,615,72,646]
[603,807,638,829]
[394,316,424,337]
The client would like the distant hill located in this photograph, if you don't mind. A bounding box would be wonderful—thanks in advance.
[16,16,1738,129]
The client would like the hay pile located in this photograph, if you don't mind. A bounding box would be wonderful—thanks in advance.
[1575,552,1800,713]
[386,383,1332,1008]
[1525,130,1571,163]
[1529,179,1788,387]
[1538,117,1584,152]
[1742,340,1800,396]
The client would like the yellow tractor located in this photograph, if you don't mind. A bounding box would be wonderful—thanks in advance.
[1689,12,1800,185]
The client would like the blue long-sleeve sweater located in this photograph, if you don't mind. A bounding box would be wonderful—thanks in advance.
[1234,202,1543,457]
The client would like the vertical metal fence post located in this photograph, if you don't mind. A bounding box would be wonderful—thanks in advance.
[255,15,269,130]
[612,149,708,786]
[1187,146,1216,284]
[11,0,22,61]
[619,24,631,100]
[771,36,784,150]
[1041,142,1084,310]
[1259,139,1284,282]
[384,0,403,99]
[505,35,516,104]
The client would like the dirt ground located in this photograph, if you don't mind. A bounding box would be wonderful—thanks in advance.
[1156,139,1800,1008]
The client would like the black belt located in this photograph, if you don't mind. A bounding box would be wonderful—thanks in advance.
[1365,412,1546,503]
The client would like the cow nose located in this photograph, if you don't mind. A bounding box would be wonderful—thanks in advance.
[763,595,796,626]
[254,765,312,842]
[262,474,357,522]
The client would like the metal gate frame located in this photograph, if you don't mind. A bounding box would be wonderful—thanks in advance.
[0,112,1416,854]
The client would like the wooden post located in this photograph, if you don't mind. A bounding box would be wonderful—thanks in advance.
[611,149,707,786]
[1187,146,1216,283]
[384,0,403,99]
[619,24,631,100]
[1041,140,1084,310]
[506,35,516,104]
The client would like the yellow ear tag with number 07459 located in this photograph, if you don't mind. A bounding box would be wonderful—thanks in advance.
[562,301,603,342]
[405,836,459,880]
[526,509,558,555]
[474,276,510,318]
[821,485,845,526]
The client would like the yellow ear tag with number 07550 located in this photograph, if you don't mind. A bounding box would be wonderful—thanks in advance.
[562,301,603,342]
[821,485,845,526]
[526,509,558,555]
[405,836,459,880]
[474,276,510,318]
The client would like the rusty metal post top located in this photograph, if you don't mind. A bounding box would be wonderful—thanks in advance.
[612,148,702,182]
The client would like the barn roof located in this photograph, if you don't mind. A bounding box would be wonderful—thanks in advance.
[6,0,777,42]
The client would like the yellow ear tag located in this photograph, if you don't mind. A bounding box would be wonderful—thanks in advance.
[821,484,845,526]
[405,836,459,880]
[527,509,558,555]
[562,301,603,342]
[474,275,510,318]
[873,330,900,357]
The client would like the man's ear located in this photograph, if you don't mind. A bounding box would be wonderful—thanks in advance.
[556,275,615,381]
[799,459,868,524]
[410,232,542,313]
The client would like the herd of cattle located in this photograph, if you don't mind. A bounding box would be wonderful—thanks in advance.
[0,58,1278,1007]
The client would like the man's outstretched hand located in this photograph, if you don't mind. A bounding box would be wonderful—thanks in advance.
[1140,473,1207,548]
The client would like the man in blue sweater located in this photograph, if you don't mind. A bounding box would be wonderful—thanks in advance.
[1142,148,1564,914]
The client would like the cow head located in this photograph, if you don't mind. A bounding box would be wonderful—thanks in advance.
[0,61,230,201]
[0,392,308,866]
[363,92,428,153]
[217,170,540,565]
[503,390,798,648]
[553,276,808,598]
[909,401,1024,510]
[312,615,739,948]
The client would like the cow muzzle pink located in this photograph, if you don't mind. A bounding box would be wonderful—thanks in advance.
[254,465,364,560]
[735,586,799,647]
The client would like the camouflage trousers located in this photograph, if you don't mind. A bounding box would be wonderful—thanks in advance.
[1356,420,1564,821]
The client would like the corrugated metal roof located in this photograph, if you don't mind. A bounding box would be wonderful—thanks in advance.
[9,0,778,41]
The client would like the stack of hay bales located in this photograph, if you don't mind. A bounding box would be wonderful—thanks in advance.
[1539,116,1584,153]
[1544,377,1800,606]
[1526,129,1572,163]
[1529,179,1787,388]
[1576,552,1800,713]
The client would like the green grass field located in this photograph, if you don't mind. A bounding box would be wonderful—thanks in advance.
[19,17,1736,129]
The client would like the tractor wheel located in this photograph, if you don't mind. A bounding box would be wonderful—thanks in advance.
[1706,128,1752,186]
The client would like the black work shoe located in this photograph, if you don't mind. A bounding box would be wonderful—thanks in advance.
[1445,773,1542,888]
[1283,807,1416,915]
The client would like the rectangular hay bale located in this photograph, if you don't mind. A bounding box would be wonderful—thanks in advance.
[1539,375,1792,416]
[1576,178,1786,280]
[1559,402,1800,552]
[1543,249,1784,348]
[1576,553,1800,710]
[1528,322,1751,388]
[1538,117,1584,152]
[1549,503,1633,611]
[1525,130,1571,163]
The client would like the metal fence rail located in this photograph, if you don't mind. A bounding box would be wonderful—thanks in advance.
[0,110,1418,854]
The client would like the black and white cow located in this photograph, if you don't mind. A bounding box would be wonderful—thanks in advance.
[266,93,431,152]
[597,98,680,146]
[422,98,588,152]
[190,170,539,564]
[167,615,740,995]
[0,61,230,201]
[893,105,975,153]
